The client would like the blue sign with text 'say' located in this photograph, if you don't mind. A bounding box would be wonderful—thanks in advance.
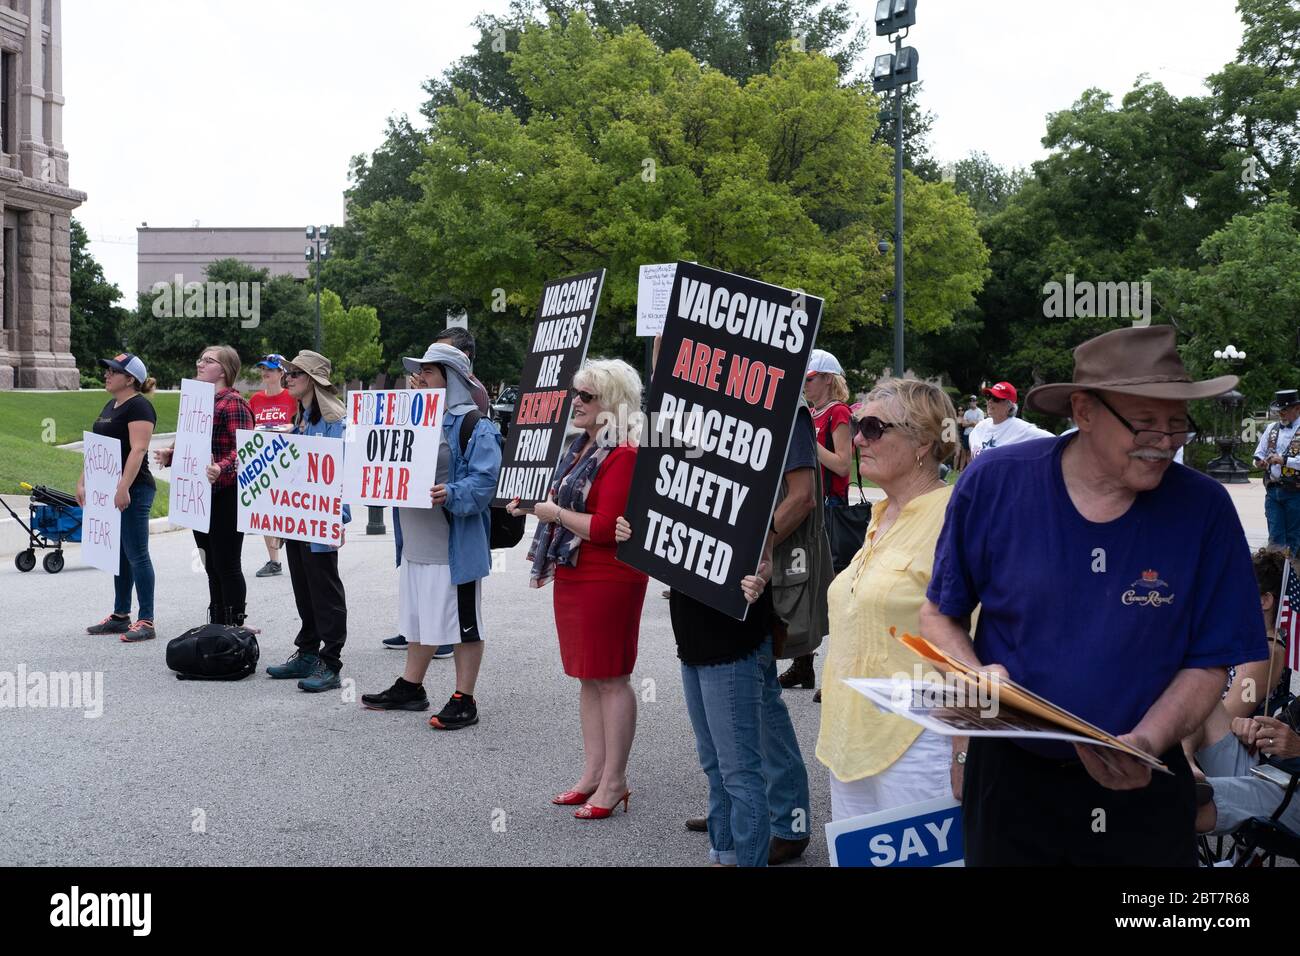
[827,797,963,868]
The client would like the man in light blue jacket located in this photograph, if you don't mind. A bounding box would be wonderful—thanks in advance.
[362,343,503,730]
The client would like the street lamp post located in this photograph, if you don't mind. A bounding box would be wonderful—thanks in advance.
[872,0,918,378]
[305,225,331,352]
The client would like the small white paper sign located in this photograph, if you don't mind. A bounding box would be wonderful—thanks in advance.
[168,378,214,532]
[81,431,122,575]
[636,262,677,337]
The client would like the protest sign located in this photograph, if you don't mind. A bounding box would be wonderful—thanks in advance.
[826,796,964,867]
[636,263,676,336]
[616,262,823,619]
[81,431,121,574]
[235,429,345,546]
[342,389,444,507]
[168,378,214,532]
[493,268,605,506]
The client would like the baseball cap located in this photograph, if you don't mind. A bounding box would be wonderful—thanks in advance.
[256,353,284,370]
[97,352,148,384]
[982,381,1017,403]
[805,349,845,379]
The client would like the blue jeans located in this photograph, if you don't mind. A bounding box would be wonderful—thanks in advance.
[682,637,810,865]
[1265,485,1300,557]
[762,645,811,841]
[113,482,156,622]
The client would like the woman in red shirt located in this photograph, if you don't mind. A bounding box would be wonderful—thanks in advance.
[247,353,297,577]
[510,359,648,820]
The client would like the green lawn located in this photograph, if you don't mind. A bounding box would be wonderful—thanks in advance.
[0,390,179,516]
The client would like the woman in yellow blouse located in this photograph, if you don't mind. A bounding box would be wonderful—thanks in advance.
[816,379,959,820]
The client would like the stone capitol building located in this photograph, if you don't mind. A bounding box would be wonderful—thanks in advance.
[0,0,83,389]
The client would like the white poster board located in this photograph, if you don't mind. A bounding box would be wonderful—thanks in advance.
[825,795,964,868]
[234,430,346,547]
[636,262,677,336]
[343,389,445,508]
[81,431,122,575]
[168,378,214,532]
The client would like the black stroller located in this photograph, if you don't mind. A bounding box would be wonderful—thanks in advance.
[3,481,82,573]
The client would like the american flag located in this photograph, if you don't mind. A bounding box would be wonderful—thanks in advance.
[1277,556,1300,671]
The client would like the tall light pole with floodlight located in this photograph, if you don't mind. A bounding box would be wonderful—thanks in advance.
[872,0,918,378]
[305,225,331,352]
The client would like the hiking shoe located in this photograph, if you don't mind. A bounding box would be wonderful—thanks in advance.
[382,634,408,649]
[267,651,319,679]
[432,645,454,660]
[362,677,429,711]
[778,654,816,690]
[255,561,282,578]
[87,613,130,635]
[429,692,478,730]
[298,660,341,693]
[120,620,156,642]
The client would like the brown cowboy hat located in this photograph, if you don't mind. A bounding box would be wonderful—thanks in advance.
[1025,326,1238,418]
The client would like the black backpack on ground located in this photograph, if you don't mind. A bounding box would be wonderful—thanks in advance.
[458,409,526,550]
[166,623,259,681]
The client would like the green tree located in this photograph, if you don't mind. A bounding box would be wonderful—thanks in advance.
[363,14,987,369]
[319,288,383,384]
[121,259,314,387]
[1151,200,1300,415]
[69,218,131,376]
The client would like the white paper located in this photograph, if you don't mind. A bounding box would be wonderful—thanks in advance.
[81,431,122,575]
[342,389,445,508]
[636,263,677,337]
[235,430,346,546]
[168,378,215,532]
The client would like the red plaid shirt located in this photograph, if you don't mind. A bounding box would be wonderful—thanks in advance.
[211,387,254,490]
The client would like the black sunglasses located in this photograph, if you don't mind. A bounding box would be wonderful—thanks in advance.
[855,416,897,442]
[571,388,597,404]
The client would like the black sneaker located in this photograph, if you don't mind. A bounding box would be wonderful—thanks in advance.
[429,691,478,730]
[255,561,282,578]
[87,613,130,635]
[362,678,429,711]
[120,620,156,642]
[382,634,408,649]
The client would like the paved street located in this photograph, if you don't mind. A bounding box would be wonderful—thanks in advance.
[0,517,831,866]
[0,475,1277,866]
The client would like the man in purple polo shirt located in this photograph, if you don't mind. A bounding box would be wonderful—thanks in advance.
[920,325,1266,865]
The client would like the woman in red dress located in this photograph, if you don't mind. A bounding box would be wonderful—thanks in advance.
[509,358,648,820]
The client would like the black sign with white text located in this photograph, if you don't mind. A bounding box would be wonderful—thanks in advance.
[493,268,605,506]
[617,262,823,620]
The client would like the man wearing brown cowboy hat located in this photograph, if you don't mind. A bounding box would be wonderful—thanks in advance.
[920,325,1267,865]
[1251,389,1300,558]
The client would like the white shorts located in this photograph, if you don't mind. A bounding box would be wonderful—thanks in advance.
[829,730,950,821]
[397,561,483,646]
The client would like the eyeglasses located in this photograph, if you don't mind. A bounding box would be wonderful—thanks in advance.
[571,388,597,404]
[197,356,220,366]
[1093,393,1199,448]
[855,416,898,442]
[283,369,306,380]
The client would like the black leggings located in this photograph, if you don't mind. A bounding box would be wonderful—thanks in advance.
[192,486,246,625]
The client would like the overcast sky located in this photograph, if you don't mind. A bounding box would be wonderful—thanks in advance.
[63,0,1245,303]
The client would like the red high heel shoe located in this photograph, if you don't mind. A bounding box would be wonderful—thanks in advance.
[574,791,631,819]
[551,788,597,806]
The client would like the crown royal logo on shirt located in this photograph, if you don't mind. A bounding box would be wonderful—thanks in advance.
[1123,568,1174,607]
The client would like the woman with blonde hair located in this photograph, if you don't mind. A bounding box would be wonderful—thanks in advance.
[509,357,648,820]
[816,378,959,820]
[156,344,255,627]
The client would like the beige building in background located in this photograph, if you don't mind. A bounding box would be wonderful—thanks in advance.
[0,0,85,389]
[137,226,310,294]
